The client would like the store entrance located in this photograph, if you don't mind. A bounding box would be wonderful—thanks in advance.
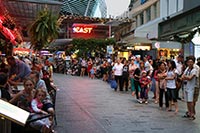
[131,49,157,60]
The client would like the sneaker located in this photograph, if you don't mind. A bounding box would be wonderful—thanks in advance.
[137,99,142,103]
[145,101,148,104]
[138,99,143,104]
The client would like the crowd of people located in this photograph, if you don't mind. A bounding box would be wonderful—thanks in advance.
[0,55,56,133]
[0,52,200,133]
[68,54,200,120]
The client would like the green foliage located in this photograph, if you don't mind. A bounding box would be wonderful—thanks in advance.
[71,38,116,57]
[29,9,59,50]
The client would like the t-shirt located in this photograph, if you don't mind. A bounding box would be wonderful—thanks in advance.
[122,65,129,77]
[144,61,151,72]
[129,63,137,78]
[166,70,176,89]
[113,63,124,76]
[184,67,197,92]
[134,68,141,81]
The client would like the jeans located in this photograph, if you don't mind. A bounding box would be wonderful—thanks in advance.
[159,89,169,108]
[141,87,148,99]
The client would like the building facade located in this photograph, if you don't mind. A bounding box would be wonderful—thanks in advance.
[60,0,107,18]
[118,0,194,59]
[159,0,200,58]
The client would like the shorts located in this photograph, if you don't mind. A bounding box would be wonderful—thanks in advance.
[193,87,200,102]
[185,90,194,102]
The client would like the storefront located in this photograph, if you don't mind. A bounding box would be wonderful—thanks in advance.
[158,5,200,59]
[152,41,182,60]
[119,35,155,59]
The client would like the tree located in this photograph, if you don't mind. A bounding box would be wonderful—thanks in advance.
[29,9,59,51]
[71,38,116,58]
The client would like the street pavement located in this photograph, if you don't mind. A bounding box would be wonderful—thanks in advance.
[53,73,200,133]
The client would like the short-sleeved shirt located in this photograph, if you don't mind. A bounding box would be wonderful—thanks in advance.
[122,65,129,77]
[9,60,31,81]
[184,67,197,92]
[166,70,176,89]
[113,63,124,76]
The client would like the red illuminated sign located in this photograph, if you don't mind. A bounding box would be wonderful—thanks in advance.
[73,26,93,33]
[0,17,16,45]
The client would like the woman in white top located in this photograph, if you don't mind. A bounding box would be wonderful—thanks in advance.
[113,58,124,91]
[165,60,178,113]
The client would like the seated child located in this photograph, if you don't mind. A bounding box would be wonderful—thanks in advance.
[30,88,54,133]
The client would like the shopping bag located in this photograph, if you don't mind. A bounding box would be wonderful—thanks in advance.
[110,80,117,89]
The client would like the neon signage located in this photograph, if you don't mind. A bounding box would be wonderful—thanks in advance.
[73,26,93,34]
[0,17,16,45]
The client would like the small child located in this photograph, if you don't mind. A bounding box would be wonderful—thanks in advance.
[30,88,53,133]
[139,71,151,104]
[90,67,95,79]
[146,70,152,95]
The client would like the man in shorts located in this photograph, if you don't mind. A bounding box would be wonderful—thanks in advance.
[182,57,197,120]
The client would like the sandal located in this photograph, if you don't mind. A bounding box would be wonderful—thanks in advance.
[182,112,190,118]
[189,116,196,120]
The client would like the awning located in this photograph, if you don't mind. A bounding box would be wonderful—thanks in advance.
[123,36,152,47]
[135,18,161,39]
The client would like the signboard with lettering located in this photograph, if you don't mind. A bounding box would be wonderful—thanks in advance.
[72,24,93,34]
[0,99,30,126]
[71,23,109,39]
[73,27,93,34]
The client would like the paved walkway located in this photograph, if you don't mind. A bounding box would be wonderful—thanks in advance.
[53,73,200,133]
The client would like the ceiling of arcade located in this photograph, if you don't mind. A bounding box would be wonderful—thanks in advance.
[0,0,62,41]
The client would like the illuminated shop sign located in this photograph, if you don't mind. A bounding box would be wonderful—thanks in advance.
[0,17,16,45]
[73,27,93,33]
[72,24,94,34]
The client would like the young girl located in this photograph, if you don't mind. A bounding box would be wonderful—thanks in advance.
[139,71,151,103]
[165,60,178,113]
[90,67,95,79]
[31,88,53,133]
